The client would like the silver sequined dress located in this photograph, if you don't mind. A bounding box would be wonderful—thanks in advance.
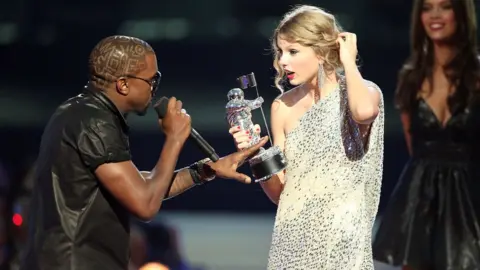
[267,77,384,270]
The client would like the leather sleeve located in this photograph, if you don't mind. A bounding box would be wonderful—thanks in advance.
[75,116,132,171]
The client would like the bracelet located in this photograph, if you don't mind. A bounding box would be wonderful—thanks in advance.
[189,158,215,185]
[197,158,215,181]
[188,168,204,185]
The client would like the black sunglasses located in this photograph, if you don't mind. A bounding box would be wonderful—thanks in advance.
[93,71,162,96]
[124,71,161,96]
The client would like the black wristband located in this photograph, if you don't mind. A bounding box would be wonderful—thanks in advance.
[188,167,204,185]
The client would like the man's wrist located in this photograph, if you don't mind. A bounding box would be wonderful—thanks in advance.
[201,160,216,181]
[164,137,186,156]
[164,136,185,148]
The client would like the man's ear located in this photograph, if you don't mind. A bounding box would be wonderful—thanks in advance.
[116,78,129,96]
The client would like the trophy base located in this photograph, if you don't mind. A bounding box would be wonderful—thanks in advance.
[249,145,287,183]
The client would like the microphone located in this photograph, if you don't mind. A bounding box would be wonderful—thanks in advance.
[154,97,220,162]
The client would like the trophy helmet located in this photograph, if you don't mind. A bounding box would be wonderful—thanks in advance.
[227,88,244,101]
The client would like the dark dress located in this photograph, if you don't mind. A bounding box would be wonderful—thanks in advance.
[373,97,480,270]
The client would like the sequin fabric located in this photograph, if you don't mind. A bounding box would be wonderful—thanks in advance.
[267,76,384,270]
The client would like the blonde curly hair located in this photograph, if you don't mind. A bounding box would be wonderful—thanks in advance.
[272,5,344,92]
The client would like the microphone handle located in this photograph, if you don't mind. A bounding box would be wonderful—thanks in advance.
[153,99,219,162]
[191,129,220,162]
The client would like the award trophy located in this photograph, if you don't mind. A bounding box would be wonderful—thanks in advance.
[225,72,287,182]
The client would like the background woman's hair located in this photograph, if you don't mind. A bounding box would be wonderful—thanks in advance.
[395,0,480,113]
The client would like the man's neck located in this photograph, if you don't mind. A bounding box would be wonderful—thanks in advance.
[103,90,128,115]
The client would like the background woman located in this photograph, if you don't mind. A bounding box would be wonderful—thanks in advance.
[373,0,480,269]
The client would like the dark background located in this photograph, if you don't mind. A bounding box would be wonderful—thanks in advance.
[3,0,479,268]
[0,0,425,214]
[0,0,480,230]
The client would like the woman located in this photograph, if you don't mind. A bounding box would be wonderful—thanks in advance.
[229,5,384,269]
[373,0,480,269]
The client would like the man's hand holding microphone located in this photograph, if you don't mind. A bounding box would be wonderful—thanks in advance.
[157,96,268,184]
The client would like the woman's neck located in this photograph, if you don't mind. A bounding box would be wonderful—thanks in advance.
[303,72,338,100]
[432,42,455,68]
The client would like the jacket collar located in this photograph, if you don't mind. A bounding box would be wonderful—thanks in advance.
[83,83,129,132]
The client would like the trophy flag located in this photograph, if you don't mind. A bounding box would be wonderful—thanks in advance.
[237,73,257,89]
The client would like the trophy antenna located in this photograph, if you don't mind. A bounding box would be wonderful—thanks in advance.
[237,73,273,146]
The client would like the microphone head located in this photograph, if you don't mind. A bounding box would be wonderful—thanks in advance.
[154,96,169,119]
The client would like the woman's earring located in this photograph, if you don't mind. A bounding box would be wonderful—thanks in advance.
[423,39,428,53]
[318,64,325,90]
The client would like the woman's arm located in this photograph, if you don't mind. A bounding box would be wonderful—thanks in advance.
[258,100,287,205]
[343,62,381,125]
[400,112,413,156]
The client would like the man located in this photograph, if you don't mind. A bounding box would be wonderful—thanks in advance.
[20,35,267,270]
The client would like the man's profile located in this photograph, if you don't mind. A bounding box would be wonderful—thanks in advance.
[20,35,267,270]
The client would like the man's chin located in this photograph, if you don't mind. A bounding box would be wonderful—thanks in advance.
[135,107,149,116]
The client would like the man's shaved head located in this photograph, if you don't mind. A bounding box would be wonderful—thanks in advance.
[88,35,155,88]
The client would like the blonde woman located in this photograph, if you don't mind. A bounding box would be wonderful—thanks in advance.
[229,5,384,269]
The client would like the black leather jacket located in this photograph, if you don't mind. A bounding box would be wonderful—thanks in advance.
[21,85,133,270]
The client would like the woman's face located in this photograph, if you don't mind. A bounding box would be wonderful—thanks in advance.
[421,0,457,43]
[277,37,320,86]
